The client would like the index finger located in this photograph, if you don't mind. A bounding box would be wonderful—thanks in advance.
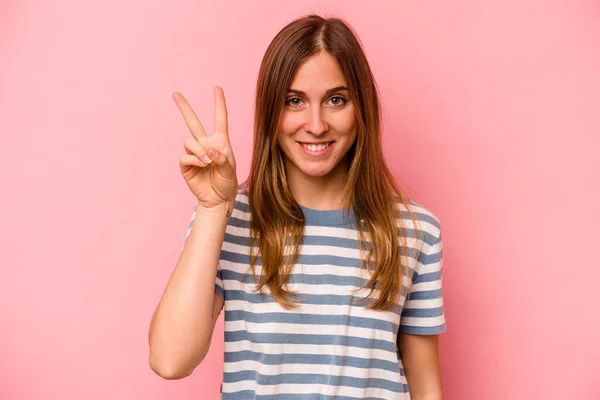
[214,86,229,141]
[172,92,207,139]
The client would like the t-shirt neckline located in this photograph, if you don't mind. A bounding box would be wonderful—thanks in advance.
[298,204,356,227]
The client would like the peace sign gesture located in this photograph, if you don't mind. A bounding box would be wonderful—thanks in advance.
[173,87,238,212]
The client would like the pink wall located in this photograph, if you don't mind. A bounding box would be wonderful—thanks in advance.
[1,1,599,399]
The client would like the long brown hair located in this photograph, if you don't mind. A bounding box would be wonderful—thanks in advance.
[242,14,422,311]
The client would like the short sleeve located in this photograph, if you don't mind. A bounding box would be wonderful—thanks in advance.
[399,230,446,335]
[180,202,225,301]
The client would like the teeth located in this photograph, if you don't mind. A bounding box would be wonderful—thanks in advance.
[302,142,330,152]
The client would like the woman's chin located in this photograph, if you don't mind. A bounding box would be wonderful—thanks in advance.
[284,156,347,181]
[296,165,336,179]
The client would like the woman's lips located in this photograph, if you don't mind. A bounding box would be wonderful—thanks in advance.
[298,141,334,156]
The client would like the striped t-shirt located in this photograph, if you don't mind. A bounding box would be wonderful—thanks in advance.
[183,190,445,399]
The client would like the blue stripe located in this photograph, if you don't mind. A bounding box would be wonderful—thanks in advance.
[223,232,254,246]
[221,268,412,287]
[225,331,398,354]
[223,393,375,400]
[233,199,250,213]
[224,290,403,314]
[299,204,357,226]
[225,309,398,333]
[414,271,441,283]
[399,324,446,335]
[406,289,442,301]
[220,250,425,270]
[227,216,249,229]
[417,250,442,265]
[215,284,224,300]
[221,269,371,288]
[401,306,444,318]
[222,371,405,393]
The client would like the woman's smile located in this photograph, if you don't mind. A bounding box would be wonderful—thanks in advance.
[297,141,335,155]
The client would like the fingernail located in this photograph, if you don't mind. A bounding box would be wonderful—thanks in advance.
[203,154,212,163]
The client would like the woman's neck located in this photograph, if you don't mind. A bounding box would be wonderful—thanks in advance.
[286,161,350,211]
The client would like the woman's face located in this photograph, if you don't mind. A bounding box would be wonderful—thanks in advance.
[277,51,357,183]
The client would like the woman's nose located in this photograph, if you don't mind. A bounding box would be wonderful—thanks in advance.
[305,107,328,135]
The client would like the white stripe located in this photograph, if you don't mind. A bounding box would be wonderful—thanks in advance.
[403,298,443,309]
[400,315,445,327]
[225,300,400,325]
[414,259,443,274]
[223,339,397,361]
[221,381,405,399]
[218,258,376,280]
[223,360,405,385]
[418,239,441,255]
[410,280,442,293]
[225,320,395,342]
[224,279,381,298]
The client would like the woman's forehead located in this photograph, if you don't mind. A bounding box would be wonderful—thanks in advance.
[288,53,347,94]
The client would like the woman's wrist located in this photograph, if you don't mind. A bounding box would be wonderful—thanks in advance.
[195,199,233,219]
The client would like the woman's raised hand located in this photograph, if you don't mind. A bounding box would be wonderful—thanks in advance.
[173,87,238,212]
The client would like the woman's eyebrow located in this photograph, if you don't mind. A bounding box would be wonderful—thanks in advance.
[287,86,349,96]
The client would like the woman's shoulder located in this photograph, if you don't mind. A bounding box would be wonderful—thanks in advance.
[393,197,442,243]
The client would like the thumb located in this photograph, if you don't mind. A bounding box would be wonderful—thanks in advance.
[207,147,235,179]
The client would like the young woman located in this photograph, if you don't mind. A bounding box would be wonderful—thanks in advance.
[149,14,446,400]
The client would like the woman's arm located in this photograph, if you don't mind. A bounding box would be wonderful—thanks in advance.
[398,333,443,400]
[148,205,228,379]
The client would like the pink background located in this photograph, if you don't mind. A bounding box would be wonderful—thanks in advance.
[1,0,599,399]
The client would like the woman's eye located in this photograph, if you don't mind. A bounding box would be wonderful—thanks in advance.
[329,96,346,107]
[286,97,303,107]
